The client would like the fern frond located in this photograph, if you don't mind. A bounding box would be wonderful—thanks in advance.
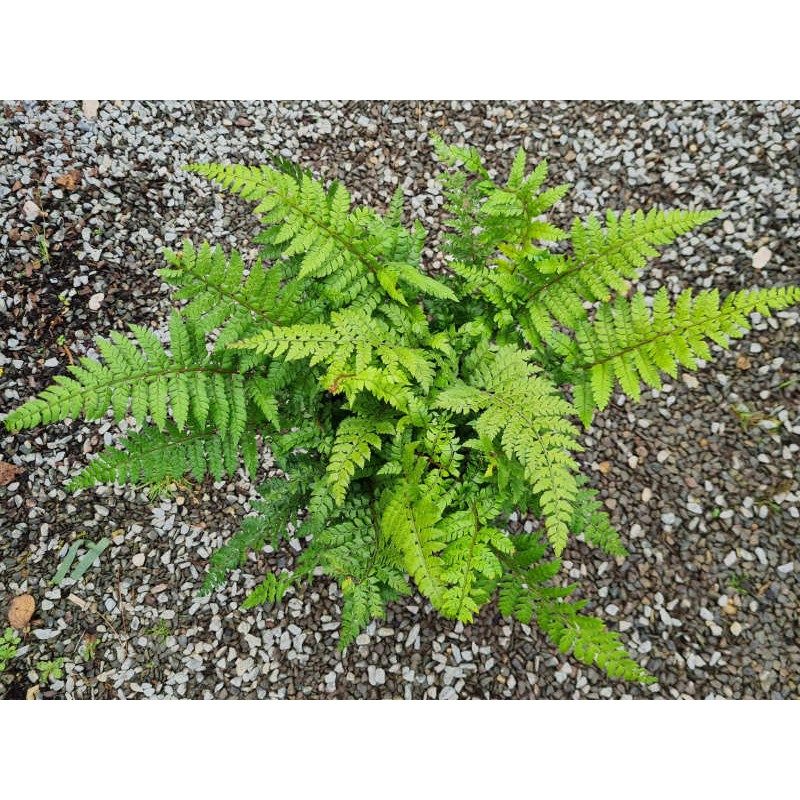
[241,571,296,609]
[438,504,514,622]
[230,307,436,397]
[430,134,489,175]
[199,475,309,595]
[66,423,260,491]
[159,241,297,343]
[381,486,448,608]
[436,346,582,554]
[495,534,651,682]
[571,285,800,425]
[527,209,721,333]
[497,535,568,624]
[571,480,628,558]
[4,311,246,436]
[338,576,384,647]
[336,556,410,650]
[185,162,416,311]
[383,261,457,302]
[294,496,409,647]
[537,599,655,683]
[326,417,391,505]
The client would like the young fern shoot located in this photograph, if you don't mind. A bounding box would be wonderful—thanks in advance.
[5,139,798,686]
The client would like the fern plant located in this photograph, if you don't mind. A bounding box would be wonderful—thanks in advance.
[5,139,798,686]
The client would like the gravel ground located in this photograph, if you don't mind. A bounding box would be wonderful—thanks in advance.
[0,100,798,700]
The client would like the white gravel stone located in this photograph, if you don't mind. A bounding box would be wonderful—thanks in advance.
[367,665,386,686]
[22,199,41,221]
[752,246,772,269]
[682,373,700,389]
[658,608,674,626]
[88,292,105,311]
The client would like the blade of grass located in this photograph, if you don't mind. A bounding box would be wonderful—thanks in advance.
[51,540,83,584]
[69,537,111,581]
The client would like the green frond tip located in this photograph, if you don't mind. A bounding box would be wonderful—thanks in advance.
[430,132,488,175]
[521,207,724,337]
[241,572,295,610]
[2,309,248,440]
[199,476,309,596]
[183,161,418,312]
[159,240,291,332]
[537,599,656,684]
[338,575,389,649]
[438,507,513,623]
[572,284,800,414]
[571,481,628,558]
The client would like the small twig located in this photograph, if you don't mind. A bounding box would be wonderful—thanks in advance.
[68,590,129,652]
[116,565,127,634]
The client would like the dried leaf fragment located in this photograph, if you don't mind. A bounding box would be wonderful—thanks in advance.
[55,169,82,191]
[0,461,23,487]
[67,593,88,611]
[8,593,36,629]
